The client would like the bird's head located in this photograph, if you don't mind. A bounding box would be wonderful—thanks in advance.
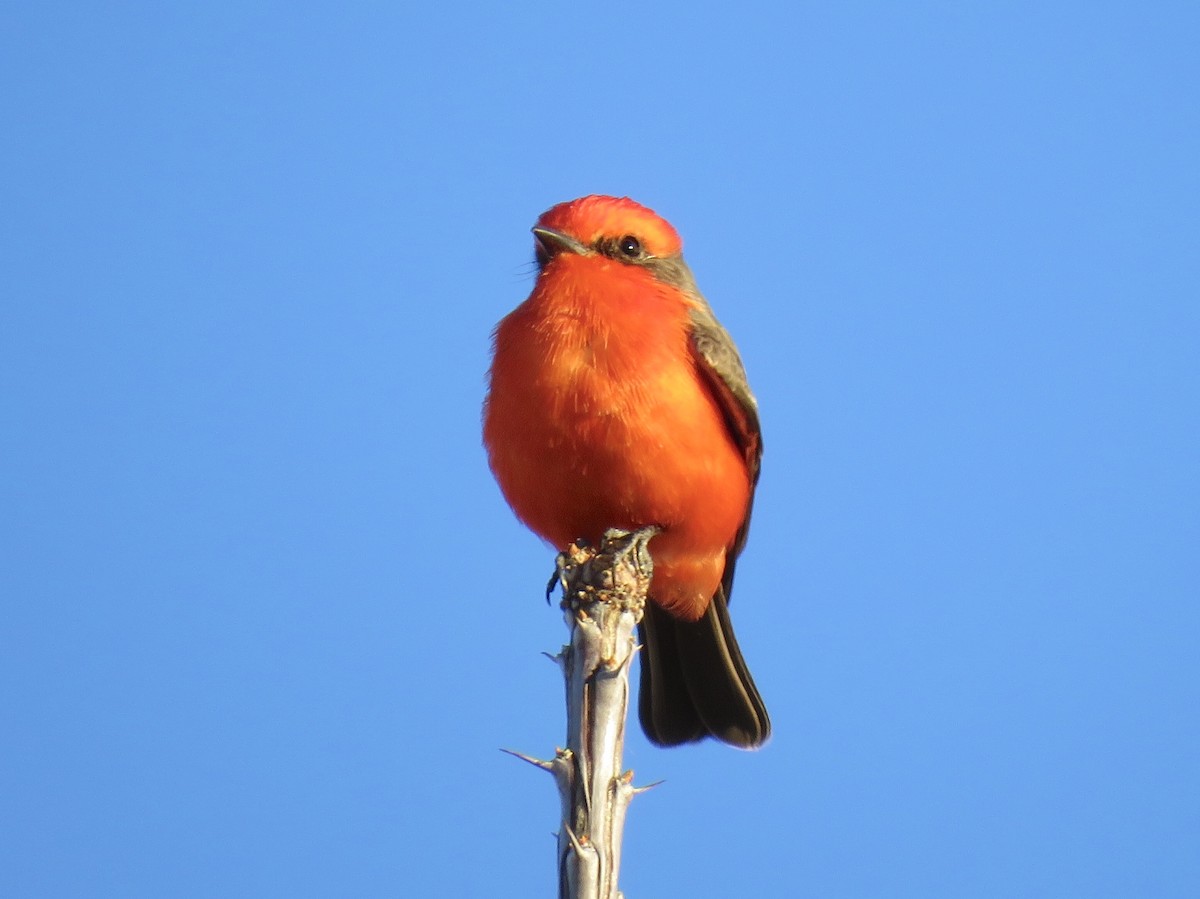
[531,195,684,270]
[530,195,700,299]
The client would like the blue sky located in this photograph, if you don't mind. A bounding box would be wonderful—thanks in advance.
[2,2,1197,896]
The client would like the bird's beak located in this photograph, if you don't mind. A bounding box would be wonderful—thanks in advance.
[532,226,588,262]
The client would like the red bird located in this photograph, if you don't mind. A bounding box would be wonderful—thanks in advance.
[484,195,769,748]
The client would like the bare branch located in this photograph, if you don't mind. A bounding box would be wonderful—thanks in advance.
[507,527,656,899]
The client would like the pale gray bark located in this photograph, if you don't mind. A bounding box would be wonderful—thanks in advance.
[507,528,657,899]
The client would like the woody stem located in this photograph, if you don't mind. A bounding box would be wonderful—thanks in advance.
[552,527,655,899]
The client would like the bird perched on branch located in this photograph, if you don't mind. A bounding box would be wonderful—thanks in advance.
[484,195,770,748]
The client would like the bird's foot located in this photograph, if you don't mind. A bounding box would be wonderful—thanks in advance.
[550,526,660,615]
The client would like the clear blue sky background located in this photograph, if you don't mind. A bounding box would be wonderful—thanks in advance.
[3,3,1197,897]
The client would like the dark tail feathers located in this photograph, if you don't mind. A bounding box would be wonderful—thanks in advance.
[637,589,770,749]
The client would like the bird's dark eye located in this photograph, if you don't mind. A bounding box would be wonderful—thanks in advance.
[617,235,642,258]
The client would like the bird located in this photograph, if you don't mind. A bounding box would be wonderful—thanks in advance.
[483,195,769,748]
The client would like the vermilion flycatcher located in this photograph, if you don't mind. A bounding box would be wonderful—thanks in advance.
[483,195,769,748]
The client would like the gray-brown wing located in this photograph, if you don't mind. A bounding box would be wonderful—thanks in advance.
[686,294,763,601]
